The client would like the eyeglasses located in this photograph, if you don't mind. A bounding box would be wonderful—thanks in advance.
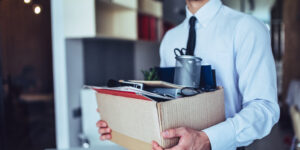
[179,87,202,97]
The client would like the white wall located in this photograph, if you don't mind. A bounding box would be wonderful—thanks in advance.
[50,0,70,148]
[223,0,276,23]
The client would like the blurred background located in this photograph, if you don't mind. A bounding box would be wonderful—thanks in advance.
[0,0,300,150]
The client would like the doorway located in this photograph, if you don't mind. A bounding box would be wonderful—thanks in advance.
[0,0,55,149]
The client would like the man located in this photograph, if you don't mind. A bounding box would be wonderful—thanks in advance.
[96,0,280,149]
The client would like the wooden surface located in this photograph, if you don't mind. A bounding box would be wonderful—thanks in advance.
[64,0,96,37]
[64,0,138,39]
[96,1,137,40]
[138,0,163,18]
[282,0,300,100]
[112,0,137,9]
[0,0,53,93]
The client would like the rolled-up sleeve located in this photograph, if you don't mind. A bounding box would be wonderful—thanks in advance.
[203,16,280,150]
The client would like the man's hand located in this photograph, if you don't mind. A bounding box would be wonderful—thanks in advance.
[152,127,211,150]
[96,109,112,140]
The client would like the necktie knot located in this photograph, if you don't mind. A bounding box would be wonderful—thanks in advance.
[189,16,197,27]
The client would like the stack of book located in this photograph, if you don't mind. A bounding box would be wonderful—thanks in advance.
[138,0,163,41]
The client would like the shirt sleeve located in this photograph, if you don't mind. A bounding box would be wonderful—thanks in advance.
[202,16,280,150]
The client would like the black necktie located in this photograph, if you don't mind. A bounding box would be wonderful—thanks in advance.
[186,16,197,56]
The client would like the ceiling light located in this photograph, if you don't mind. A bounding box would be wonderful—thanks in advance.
[24,0,31,4]
[33,4,42,15]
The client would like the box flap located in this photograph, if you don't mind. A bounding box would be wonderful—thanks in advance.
[158,88,225,148]
[96,93,161,145]
[111,130,152,150]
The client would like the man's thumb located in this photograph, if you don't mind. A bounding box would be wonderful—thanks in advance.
[162,127,187,139]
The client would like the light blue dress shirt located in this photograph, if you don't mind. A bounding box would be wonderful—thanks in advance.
[159,0,280,149]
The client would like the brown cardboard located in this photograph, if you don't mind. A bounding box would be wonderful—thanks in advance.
[96,87,225,149]
[111,131,152,150]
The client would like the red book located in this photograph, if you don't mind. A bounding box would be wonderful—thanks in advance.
[93,88,152,101]
[149,16,157,41]
[138,14,150,40]
[138,14,143,39]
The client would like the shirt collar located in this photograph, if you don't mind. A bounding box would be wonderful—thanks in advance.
[185,0,222,28]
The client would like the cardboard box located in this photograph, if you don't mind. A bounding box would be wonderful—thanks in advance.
[96,87,225,149]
